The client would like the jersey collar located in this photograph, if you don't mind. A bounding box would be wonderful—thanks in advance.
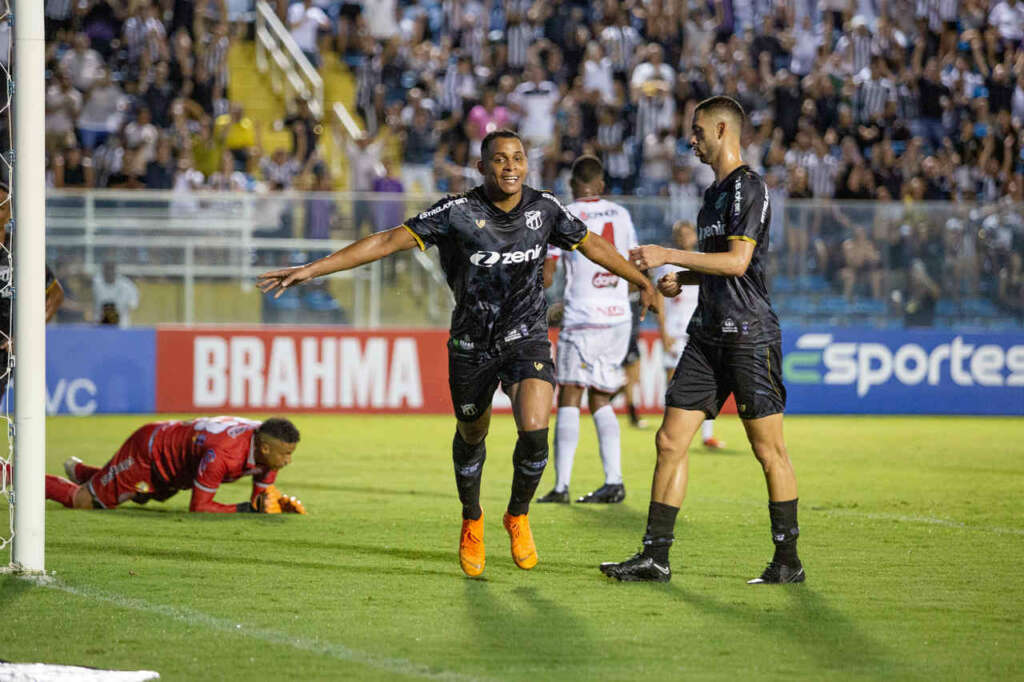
[713,164,749,192]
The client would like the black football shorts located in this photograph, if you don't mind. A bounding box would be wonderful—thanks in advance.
[665,338,786,420]
[448,333,555,422]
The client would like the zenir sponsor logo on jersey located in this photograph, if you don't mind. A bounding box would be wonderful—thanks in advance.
[525,210,543,231]
[469,244,543,267]
[698,221,725,242]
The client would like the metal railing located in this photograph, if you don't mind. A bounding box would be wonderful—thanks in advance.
[43,190,1024,330]
[253,1,323,120]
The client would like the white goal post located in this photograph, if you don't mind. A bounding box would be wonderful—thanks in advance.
[9,0,46,573]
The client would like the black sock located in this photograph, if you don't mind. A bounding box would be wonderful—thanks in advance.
[452,431,486,520]
[768,498,800,566]
[627,402,639,423]
[507,428,549,516]
[641,501,679,564]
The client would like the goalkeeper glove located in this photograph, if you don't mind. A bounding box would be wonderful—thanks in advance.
[254,484,306,514]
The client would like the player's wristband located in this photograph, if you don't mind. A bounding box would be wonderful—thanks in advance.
[235,502,256,513]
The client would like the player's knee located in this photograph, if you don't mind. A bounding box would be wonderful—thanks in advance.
[655,427,688,465]
[457,421,489,445]
[72,485,96,510]
[516,428,549,457]
[751,441,788,471]
[453,430,486,469]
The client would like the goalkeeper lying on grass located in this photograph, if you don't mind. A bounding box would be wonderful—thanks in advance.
[30,416,306,514]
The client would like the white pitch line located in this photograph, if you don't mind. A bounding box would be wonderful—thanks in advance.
[814,508,1024,536]
[42,580,492,682]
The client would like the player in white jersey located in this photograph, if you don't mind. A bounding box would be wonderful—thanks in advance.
[538,156,637,504]
[656,221,725,449]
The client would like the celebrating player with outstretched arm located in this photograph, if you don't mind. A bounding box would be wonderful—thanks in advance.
[259,130,658,577]
[37,416,304,513]
[600,96,804,585]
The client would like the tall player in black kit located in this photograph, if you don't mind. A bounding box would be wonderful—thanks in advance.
[601,97,805,584]
[259,131,657,577]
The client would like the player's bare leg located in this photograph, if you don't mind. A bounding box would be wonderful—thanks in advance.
[665,368,724,450]
[501,378,552,569]
[44,475,95,509]
[600,407,704,582]
[454,408,491,577]
[576,388,625,503]
[539,383,585,502]
[741,413,804,584]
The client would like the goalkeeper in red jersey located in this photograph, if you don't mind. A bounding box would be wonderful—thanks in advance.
[42,416,304,513]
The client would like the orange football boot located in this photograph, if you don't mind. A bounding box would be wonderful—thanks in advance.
[502,512,538,570]
[459,513,485,577]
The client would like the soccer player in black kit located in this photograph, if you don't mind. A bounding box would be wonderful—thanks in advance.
[600,96,805,584]
[259,131,657,578]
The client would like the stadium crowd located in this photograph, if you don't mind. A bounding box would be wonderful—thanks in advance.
[36,0,1024,322]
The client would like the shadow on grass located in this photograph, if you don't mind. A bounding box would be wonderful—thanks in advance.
[661,581,906,677]
[0,575,33,609]
[461,581,598,672]
[289,482,451,500]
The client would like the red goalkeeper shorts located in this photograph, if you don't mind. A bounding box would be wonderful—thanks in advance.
[86,424,160,509]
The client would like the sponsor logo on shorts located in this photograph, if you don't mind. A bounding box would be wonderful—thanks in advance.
[525,210,543,231]
[722,318,738,334]
[591,271,620,288]
[503,324,529,344]
[100,457,134,486]
[452,337,475,350]
[476,219,486,229]
[460,403,478,417]
[534,362,544,371]
[470,244,543,267]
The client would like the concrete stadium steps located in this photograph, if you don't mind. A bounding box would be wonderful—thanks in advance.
[227,42,293,154]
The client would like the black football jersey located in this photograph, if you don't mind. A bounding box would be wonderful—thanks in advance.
[688,165,781,347]
[0,262,57,333]
[403,185,588,349]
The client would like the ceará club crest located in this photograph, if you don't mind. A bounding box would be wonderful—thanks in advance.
[525,210,543,231]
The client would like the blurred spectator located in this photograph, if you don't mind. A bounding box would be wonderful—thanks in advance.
[215,103,257,168]
[60,33,104,92]
[171,155,205,215]
[400,105,438,194]
[76,67,126,151]
[466,88,511,160]
[282,100,319,163]
[344,129,382,236]
[190,116,221,178]
[53,146,95,188]
[207,149,249,191]
[261,147,302,190]
[140,61,176,128]
[839,226,884,300]
[902,259,941,327]
[92,261,139,328]
[123,107,159,175]
[288,0,330,67]
[305,170,337,241]
[45,69,82,153]
[144,138,176,190]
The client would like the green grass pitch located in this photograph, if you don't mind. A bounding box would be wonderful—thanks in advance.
[2,414,1022,681]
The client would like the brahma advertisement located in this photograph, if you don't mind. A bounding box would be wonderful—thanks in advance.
[41,326,1024,416]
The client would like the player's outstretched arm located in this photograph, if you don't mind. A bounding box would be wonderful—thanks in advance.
[578,232,659,318]
[631,239,755,278]
[258,226,418,298]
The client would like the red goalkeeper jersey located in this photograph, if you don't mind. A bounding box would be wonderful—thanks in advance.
[148,417,277,512]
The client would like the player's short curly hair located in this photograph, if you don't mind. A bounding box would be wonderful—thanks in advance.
[258,417,300,443]
[480,129,523,159]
